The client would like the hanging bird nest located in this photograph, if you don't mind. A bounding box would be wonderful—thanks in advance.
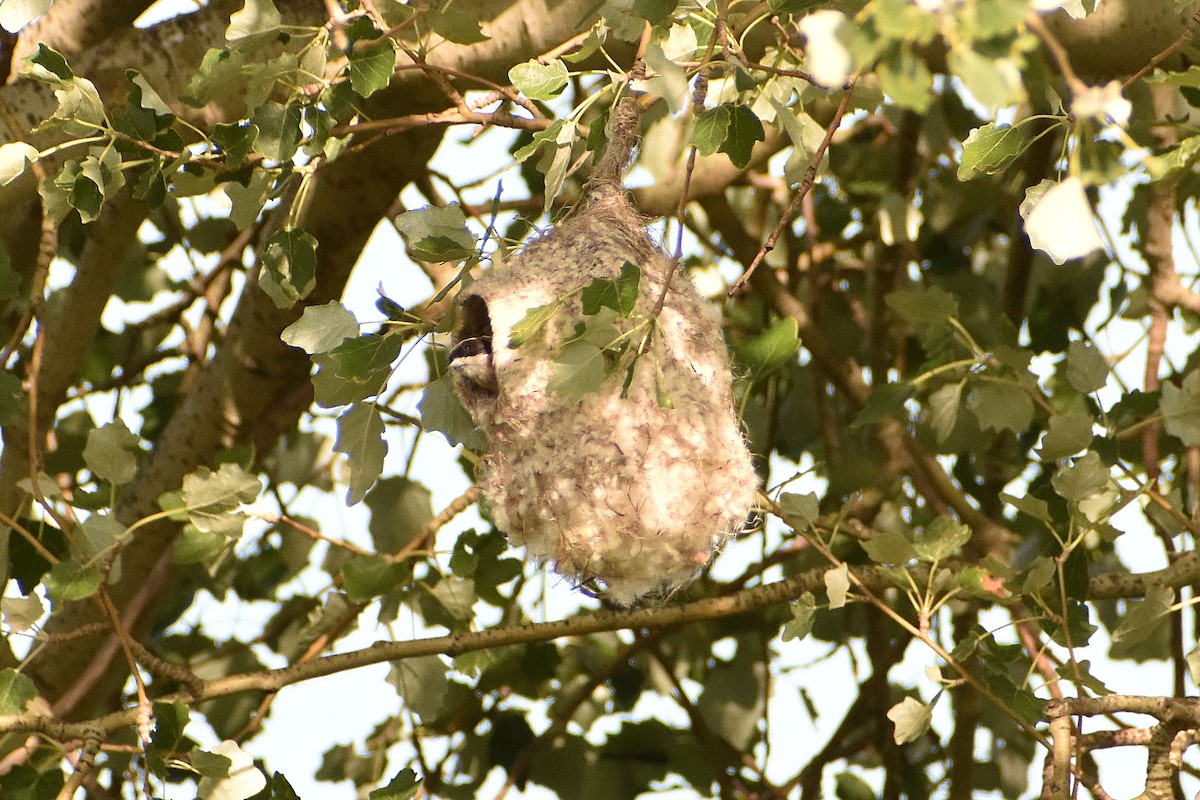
[447,78,756,603]
[448,185,757,604]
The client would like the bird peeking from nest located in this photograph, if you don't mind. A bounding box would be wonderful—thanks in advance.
[448,294,497,395]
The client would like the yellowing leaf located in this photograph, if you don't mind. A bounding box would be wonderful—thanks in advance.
[226,0,280,41]
[281,302,360,354]
[824,563,850,609]
[1021,178,1103,265]
[959,123,1022,180]
[798,11,854,89]
[508,59,568,101]
[196,740,267,800]
[0,142,38,186]
[0,0,50,33]
[887,696,933,744]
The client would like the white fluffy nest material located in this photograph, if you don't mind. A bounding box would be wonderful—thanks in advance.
[450,191,757,604]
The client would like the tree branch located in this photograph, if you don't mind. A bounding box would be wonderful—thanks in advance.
[7,553,1200,739]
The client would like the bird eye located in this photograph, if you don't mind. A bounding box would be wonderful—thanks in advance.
[449,337,485,361]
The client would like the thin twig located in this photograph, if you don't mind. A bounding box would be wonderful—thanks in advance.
[728,78,856,295]
[1124,11,1200,89]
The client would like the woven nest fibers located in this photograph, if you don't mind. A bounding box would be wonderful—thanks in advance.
[450,191,757,604]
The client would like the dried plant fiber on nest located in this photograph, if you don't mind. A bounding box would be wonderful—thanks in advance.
[451,190,756,604]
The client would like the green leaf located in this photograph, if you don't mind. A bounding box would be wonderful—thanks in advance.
[581,260,641,316]
[1,594,43,632]
[149,699,190,756]
[0,142,38,186]
[364,476,433,553]
[312,342,397,407]
[328,333,403,380]
[418,577,475,628]
[66,168,102,223]
[861,530,918,565]
[83,419,140,485]
[1038,597,1096,648]
[44,559,103,604]
[513,120,562,163]
[958,123,1023,180]
[251,101,302,162]
[173,527,227,564]
[9,517,65,595]
[213,121,259,165]
[1054,658,1109,695]
[342,554,408,601]
[335,403,388,505]
[389,657,449,721]
[509,59,569,101]
[735,316,799,379]
[226,0,281,40]
[721,104,765,168]
[270,773,303,800]
[834,772,877,800]
[778,492,818,527]
[887,696,932,744]
[1161,370,1200,446]
[1059,546,1091,602]
[691,105,731,156]
[260,227,318,308]
[852,381,915,428]
[281,302,360,354]
[54,151,117,224]
[696,641,765,750]
[548,341,608,400]
[418,373,487,450]
[633,0,678,23]
[222,170,271,230]
[369,768,422,800]
[781,593,816,641]
[1146,134,1200,179]
[1065,340,1108,393]
[886,286,958,326]
[1038,412,1093,461]
[1020,556,1056,594]
[181,48,244,108]
[127,69,173,117]
[947,46,1023,109]
[348,34,395,98]
[967,380,1033,434]
[879,47,932,112]
[428,8,488,44]
[23,43,72,82]
[927,380,964,444]
[1051,450,1109,502]
[0,668,37,714]
[1112,584,1174,646]
[393,205,476,262]
[913,518,970,562]
[509,301,560,348]
[540,120,577,213]
[0,0,51,33]
[180,462,263,536]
